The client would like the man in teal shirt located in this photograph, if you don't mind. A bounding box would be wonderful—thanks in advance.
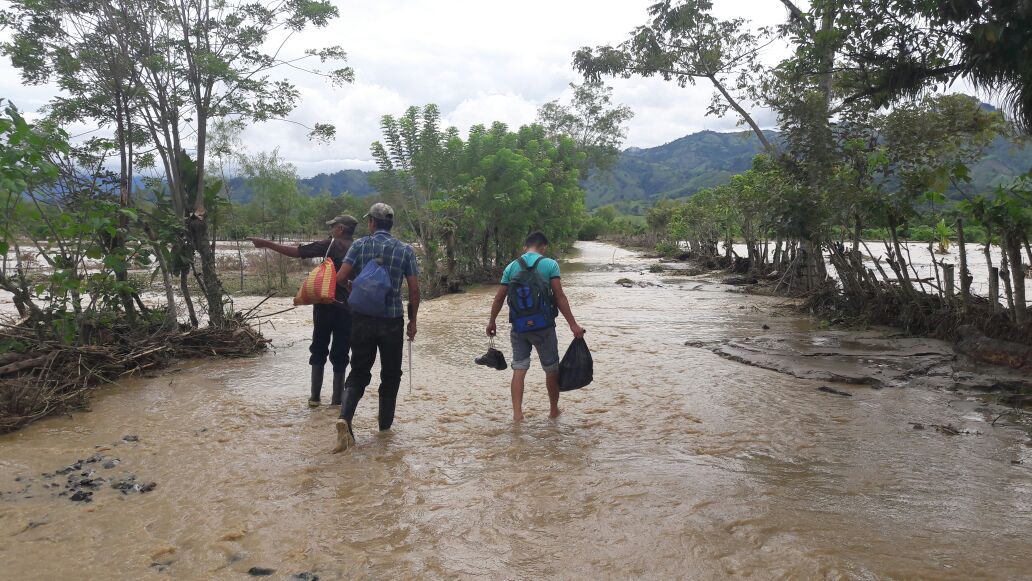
[486,231,585,422]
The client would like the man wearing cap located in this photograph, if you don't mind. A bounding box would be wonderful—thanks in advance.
[331,203,420,453]
[248,215,358,407]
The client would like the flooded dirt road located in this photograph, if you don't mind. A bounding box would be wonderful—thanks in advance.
[2,242,1030,579]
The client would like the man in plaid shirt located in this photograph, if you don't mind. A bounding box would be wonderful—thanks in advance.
[331,203,420,452]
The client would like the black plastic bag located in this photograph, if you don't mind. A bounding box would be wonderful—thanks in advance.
[558,337,593,391]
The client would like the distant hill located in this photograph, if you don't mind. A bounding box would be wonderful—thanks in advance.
[226,168,375,202]
[584,130,776,209]
[582,129,1032,210]
[220,129,1031,210]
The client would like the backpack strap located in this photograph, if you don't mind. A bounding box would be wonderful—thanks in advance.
[323,238,335,260]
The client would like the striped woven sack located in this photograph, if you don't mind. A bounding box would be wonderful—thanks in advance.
[293,240,337,306]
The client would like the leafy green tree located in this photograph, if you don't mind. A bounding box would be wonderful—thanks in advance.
[836,0,1032,131]
[574,0,773,151]
[2,0,353,327]
[536,81,633,172]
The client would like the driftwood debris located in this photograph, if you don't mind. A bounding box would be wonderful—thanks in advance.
[0,316,269,433]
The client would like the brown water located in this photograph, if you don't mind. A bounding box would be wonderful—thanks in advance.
[2,242,1030,580]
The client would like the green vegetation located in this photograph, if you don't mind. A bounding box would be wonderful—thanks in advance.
[368,105,590,295]
[580,0,1031,341]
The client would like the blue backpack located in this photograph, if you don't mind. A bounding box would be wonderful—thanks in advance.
[348,248,392,317]
[507,256,556,333]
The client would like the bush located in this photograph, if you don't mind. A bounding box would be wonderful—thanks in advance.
[578,217,606,241]
[655,241,680,256]
[905,225,936,242]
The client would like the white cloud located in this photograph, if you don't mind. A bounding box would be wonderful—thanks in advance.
[0,0,839,176]
[443,92,540,135]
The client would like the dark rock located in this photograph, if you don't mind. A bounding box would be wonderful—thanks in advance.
[817,386,853,397]
[248,567,276,576]
[1012,460,1022,465]
[102,460,120,469]
[762,324,770,330]
[291,573,318,581]
[68,471,103,490]
[111,475,157,494]
[69,490,92,502]
[911,423,925,430]
[122,435,139,442]
[85,453,104,464]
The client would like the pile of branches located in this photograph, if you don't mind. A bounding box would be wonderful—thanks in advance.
[0,314,269,433]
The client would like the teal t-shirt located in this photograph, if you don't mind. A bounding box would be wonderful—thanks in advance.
[500,252,560,285]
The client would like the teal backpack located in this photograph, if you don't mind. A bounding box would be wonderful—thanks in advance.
[507,256,556,333]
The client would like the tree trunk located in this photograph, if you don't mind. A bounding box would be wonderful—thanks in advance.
[114,92,136,322]
[1005,231,1026,325]
[179,267,198,328]
[852,214,862,254]
[185,218,223,327]
[887,216,913,293]
[999,246,1015,314]
[708,75,774,153]
[956,218,971,307]
[152,243,179,329]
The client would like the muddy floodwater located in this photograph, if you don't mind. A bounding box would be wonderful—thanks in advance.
[2,242,1030,579]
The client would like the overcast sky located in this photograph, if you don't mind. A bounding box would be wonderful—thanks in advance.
[0,1,895,176]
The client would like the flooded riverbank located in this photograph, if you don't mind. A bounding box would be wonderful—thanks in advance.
[1,242,1030,579]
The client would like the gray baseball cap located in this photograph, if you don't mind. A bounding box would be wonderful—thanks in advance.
[325,215,358,229]
[364,202,395,220]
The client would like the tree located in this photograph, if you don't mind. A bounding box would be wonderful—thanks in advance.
[573,0,773,152]
[536,81,633,172]
[370,104,458,288]
[2,0,353,327]
[836,0,1032,131]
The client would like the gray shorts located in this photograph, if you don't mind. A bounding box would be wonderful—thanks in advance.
[510,327,560,373]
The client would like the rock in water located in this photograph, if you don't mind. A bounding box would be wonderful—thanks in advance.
[817,386,853,397]
[69,490,92,502]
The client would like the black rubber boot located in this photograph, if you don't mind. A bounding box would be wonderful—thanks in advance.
[309,365,324,407]
[339,383,365,424]
[378,396,397,431]
[330,372,345,405]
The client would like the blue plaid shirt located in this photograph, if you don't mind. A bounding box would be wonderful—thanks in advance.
[343,230,420,318]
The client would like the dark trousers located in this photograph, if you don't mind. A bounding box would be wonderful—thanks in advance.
[310,304,352,373]
[339,314,404,430]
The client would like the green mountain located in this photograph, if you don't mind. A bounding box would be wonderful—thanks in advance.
[583,129,1032,211]
[272,128,1030,211]
[584,130,775,210]
[226,168,375,202]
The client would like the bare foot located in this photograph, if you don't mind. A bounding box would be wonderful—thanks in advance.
[332,419,354,453]
[513,413,525,423]
[549,409,562,419]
